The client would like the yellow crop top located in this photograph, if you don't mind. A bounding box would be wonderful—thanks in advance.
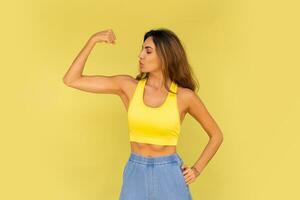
[127,77,181,146]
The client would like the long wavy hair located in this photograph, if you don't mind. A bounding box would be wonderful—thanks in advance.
[135,28,199,93]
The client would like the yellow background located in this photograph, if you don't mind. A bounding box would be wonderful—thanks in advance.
[1,0,299,199]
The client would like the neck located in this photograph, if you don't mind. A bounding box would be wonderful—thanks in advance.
[147,73,171,90]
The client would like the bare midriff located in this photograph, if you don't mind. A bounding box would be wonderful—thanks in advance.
[130,141,177,157]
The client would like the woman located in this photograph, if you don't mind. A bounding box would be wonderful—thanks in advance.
[63,28,223,200]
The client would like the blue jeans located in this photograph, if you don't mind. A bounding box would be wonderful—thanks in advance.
[119,152,193,200]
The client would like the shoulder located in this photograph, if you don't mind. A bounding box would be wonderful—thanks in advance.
[113,74,139,96]
[182,87,207,115]
[113,74,137,87]
[177,85,201,112]
[176,85,194,110]
[177,85,195,100]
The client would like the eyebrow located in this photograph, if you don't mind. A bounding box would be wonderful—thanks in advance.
[141,45,153,49]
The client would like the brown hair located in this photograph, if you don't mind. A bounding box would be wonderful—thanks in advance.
[135,28,199,93]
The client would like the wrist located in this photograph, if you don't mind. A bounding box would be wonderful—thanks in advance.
[88,36,98,44]
[191,166,201,177]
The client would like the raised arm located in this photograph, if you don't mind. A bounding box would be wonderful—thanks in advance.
[62,29,131,96]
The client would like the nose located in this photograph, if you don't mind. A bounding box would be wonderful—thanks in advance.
[138,54,144,60]
[138,50,145,59]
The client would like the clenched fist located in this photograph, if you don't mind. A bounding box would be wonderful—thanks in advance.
[90,29,116,44]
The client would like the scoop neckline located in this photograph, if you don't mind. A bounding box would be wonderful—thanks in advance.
[141,77,173,109]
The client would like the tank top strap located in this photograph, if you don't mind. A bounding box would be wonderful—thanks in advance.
[169,80,178,96]
[131,78,147,103]
[138,78,147,97]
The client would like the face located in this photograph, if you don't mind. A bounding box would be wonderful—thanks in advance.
[138,36,162,73]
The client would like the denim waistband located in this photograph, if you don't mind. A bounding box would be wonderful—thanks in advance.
[129,152,183,165]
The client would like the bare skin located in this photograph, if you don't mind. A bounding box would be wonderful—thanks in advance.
[63,29,223,185]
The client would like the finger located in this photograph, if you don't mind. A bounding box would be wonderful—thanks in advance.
[184,171,195,182]
[109,31,114,38]
[183,171,189,177]
[183,172,192,181]
[189,176,195,183]
[112,32,116,39]
[186,178,194,185]
[184,176,192,185]
[182,169,188,175]
[109,36,114,42]
[184,170,193,178]
[183,167,192,175]
[185,175,194,183]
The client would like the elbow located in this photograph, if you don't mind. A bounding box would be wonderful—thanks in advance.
[210,132,223,143]
[219,136,224,143]
[63,78,69,85]
[217,132,224,143]
[63,77,72,86]
[63,74,75,86]
[63,75,82,86]
[219,135,224,144]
